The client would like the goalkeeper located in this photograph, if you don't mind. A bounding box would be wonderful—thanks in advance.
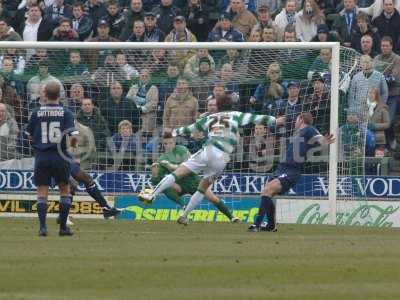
[151,131,239,223]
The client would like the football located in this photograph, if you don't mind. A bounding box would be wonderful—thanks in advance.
[138,188,154,204]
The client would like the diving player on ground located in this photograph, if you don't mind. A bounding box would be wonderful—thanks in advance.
[151,131,239,223]
[26,81,78,236]
[248,112,335,232]
[139,94,285,225]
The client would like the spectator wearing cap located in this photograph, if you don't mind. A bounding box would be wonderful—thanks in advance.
[71,2,93,41]
[332,0,360,47]
[191,57,219,111]
[26,60,65,105]
[295,0,325,42]
[83,0,107,36]
[50,17,80,41]
[308,48,332,80]
[19,4,53,43]
[372,0,400,53]
[207,12,244,42]
[143,11,165,42]
[249,62,284,115]
[0,18,22,41]
[183,0,209,41]
[103,0,126,39]
[307,73,330,134]
[44,0,73,29]
[311,23,339,42]
[373,36,400,150]
[275,80,303,136]
[119,0,144,41]
[151,0,181,35]
[227,0,258,38]
[252,5,274,32]
[350,12,380,54]
[274,0,297,41]
[183,49,216,80]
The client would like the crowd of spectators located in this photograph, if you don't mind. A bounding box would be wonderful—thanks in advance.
[0,0,399,175]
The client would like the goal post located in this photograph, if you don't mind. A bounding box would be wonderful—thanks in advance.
[0,41,351,224]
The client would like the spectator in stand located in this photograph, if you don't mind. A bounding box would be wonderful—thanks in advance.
[348,55,388,112]
[207,12,244,42]
[71,2,93,41]
[249,62,284,115]
[126,19,146,41]
[228,0,257,39]
[359,34,379,58]
[127,68,159,137]
[92,53,129,88]
[0,102,19,160]
[84,0,107,36]
[275,80,304,137]
[295,0,325,42]
[360,0,400,20]
[351,12,381,54]
[183,49,216,80]
[109,119,137,155]
[26,60,65,105]
[311,23,340,42]
[152,0,181,35]
[222,0,256,13]
[25,48,50,78]
[1,57,25,98]
[0,74,24,125]
[143,49,169,83]
[99,81,140,134]
[367,87,390,154]
[219,63,240,100]
[191,58,219,111]
[0,49,25,77]
[62,50,89,79]
[308,73,330,134]
[262,25,277,42]
[77,98,111,151]
[49,17,80,41]
[44,0,73,28]
[14,0,37,31]
[184,0,208,41]
[274,0,297,41]
[0,18,22,41]
[373,36,400,150]
[65,83,85,115]
[372,0,400,53]
[308,48,332,79]
[332,0,360,47]
[19,4,53,43]
[119,0,144,41]
[218,48,246,73]
[143,11,165,42]
[248,124,275,173]
[248,28,262,41]
[157,63,180,123]
[163,78,198,130]
[115,52,139,81]
[253,5,275,32]
[69,120,96,170]
[104,0,125,38]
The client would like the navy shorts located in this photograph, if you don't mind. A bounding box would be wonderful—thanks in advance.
[34,152,71,186]
[270,164,301,194]
[70,161,81,177]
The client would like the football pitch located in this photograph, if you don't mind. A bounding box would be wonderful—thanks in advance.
[0,218,399,300]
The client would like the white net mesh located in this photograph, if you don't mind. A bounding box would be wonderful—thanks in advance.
[0,42,378,224]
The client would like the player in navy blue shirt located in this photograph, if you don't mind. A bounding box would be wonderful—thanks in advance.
[26,81,79,237]
[249,112,335,232]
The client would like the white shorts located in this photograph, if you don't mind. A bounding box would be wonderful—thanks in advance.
[182,145,230,180]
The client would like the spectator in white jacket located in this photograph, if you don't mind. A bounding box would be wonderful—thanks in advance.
[295,0,325,42]
[273,0,297,41]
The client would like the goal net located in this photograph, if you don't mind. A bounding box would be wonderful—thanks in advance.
[0,41,382,226]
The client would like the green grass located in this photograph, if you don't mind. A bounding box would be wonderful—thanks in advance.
[0,218,399,300]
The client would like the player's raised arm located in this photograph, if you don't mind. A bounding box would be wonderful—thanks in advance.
[172,117,208,137]
[235,112,284,127]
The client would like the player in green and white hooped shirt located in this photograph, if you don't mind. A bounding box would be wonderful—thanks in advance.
[139,95,285,224]
[151,132,238,222]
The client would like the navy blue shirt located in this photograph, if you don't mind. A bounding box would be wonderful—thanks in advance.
[26,103,76,153]
[284,125,322,168]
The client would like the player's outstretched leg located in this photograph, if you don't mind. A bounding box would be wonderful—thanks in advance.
[37,196,48,236]
[204,188,238,222]
[248,179,281,232]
